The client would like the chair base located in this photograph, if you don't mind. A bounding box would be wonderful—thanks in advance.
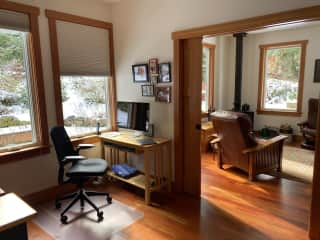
[55,188,112,224]
[301,141,315,150]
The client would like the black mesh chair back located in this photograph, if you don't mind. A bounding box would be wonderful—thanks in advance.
[50,126,77,163]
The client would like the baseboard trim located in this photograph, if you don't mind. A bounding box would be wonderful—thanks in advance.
[23,184,77,205]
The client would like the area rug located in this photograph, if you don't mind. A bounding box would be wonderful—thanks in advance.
[279,146,314,183]
[33,197,143,240]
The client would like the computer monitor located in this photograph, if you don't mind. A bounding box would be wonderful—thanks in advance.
[117,102,150,131]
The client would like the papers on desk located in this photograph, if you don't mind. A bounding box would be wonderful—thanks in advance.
[103,131,121,138]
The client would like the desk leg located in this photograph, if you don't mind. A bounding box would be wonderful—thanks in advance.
[144,150,151,205]
[101,140,105,159]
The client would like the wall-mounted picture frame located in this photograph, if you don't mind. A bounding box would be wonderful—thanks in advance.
[158,62,171,83]
[149,58,159,75]
[314,59,320,83]
[155,86,171,103]
[141,84,154,97]
[150,75,158,84]
[132,64,149,82]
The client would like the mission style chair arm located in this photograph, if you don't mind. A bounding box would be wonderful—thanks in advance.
[242,135,287,181]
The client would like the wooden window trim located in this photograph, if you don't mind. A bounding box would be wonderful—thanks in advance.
[45,10,118,138]
[202,43,215,115]
[0,2,50,163]
[257,40,308,116]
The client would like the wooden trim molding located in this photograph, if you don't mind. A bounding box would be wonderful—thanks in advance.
[173,39,184,192]
[0,2,50,163]
[0,145,50,165]
[310,100,320,240]
[172,5,320,40]
[0,1,40,15]
[257,40,307,116]
[45,9,117,133]
[23,184,77,205]
[45,10,112,29]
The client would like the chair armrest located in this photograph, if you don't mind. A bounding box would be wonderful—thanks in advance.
[77,144,95,149]
[62,155,86,164]
[297,120,308,127]
[242,135,287,154]
[210,137,221,145]
[75,144,95,153]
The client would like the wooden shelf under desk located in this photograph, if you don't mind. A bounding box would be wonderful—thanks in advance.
[100,132,172,205]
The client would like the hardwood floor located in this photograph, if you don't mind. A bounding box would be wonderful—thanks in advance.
[28,153,311,240]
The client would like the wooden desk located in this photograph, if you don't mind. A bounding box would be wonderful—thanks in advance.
[100,132,172,205]
[0,193,37,240]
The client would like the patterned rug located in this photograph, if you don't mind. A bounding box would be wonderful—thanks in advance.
[279,146,314,183]
[33,197,143,240]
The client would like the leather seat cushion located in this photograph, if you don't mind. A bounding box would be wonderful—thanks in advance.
[66,159,107,177]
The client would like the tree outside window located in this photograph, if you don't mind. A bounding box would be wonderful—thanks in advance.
[258,41,307,115]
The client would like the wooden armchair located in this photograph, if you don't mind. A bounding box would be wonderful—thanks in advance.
[297,98,319,150]
[211,111,286,181]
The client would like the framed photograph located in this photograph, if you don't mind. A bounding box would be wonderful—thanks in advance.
[150,75,158,84]
[141,84,154,97]
[149,58,159,75]
[132,64,149,82]
[159,62,171,83]
[314,59,320,82]
[155,86,171,103]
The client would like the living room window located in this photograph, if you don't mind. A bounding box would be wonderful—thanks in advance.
[257,40,307,116]
[201,44,215,114]
[0,4,49,161]
[46,10,117,138]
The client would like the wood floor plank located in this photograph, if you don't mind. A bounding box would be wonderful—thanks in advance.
[28,152,311,240]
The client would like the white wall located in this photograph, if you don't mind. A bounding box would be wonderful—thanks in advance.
[241,24,320,133]
[0,0,112,196]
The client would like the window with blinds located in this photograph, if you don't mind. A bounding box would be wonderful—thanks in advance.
[48,13,114,137]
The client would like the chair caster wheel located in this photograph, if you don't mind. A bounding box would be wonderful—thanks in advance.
[107,196,112,204]
[55,201,61,209]
[97,211,104,221]
[61,215,68,224]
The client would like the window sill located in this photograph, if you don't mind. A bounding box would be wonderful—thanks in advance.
[256,110,302,117]
[0,145,50,164]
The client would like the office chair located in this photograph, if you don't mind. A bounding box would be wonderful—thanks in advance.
[50,126,112,224]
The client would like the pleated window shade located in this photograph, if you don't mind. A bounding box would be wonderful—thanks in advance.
[56,20,111,76]
[0,9,29,32]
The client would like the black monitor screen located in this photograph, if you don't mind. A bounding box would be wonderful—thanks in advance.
[117,102,150,131]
